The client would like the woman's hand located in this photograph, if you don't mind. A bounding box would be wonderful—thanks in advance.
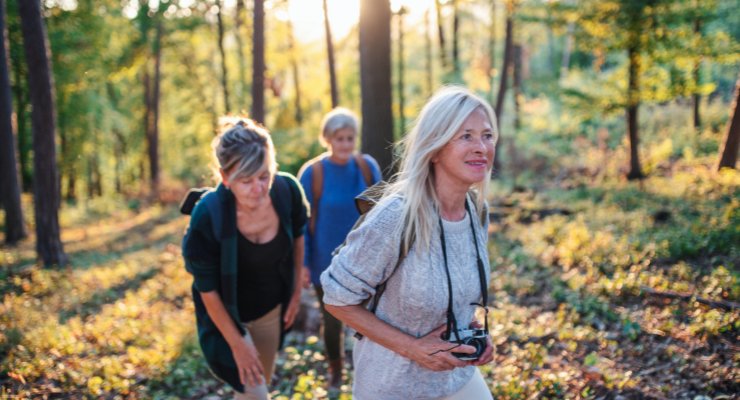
[230,337,265,387]
[467,320,494,366]
[283,290,301,329]
[405,324,477,372]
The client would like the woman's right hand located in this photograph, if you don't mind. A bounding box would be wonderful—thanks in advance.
[406,324,476,372]
[230,337,265,387]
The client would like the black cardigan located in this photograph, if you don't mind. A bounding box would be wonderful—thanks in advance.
[181,172,308,393]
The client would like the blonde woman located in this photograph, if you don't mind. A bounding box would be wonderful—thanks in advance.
[182,118,309,399]
[320,87,497,399]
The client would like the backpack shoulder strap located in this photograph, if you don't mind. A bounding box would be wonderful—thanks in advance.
[354,153,374,187]
[308,156,325,236]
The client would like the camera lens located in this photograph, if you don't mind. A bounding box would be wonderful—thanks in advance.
[463,337,486,357]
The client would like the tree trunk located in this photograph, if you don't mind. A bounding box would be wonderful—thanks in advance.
[10,41,31,192]
[560,21,574,82]
[424,9,433,96]
[359,0,394,177]
[546,8,556,74]
[451,0,459,79]
[217,0,230,113]
[396,7,407,138]
[513,43,522,131]
[0,0,26,244]
[113,127,124,193]
[488,0,496,106]
[493,13,513,172]
[495,15,512,127]
[287,19,302,124]
[251,0,265,123]
[435,0,448,71]
[626,43,644,180]
[145,20,162,195]
[693,17,702,130]
[18,0,67,266]
[65,164,76,202]
[106,82,125,194]
[323,0,339,108]
[234,0,247,110]
[718,76,740,170]
[58,117,76,202]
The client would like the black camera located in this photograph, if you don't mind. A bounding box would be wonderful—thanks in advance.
[446,328,489,361]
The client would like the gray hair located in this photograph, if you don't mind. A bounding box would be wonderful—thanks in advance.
[212,117,277,182]
[386,86,498,253]
[319,107,359,147]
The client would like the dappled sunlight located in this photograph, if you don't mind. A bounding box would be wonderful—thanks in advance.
[484,154,738,397]
[2,254,194,396]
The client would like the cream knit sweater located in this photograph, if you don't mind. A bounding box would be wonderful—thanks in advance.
[320,196,491,400]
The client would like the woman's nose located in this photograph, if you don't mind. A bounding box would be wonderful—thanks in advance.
[472,136,486,152]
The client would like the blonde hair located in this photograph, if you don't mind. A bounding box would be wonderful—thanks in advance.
[386,86,498,253]
[212,116,277,183]
[319,107,359,148]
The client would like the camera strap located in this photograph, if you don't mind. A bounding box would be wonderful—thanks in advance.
[438,198,490,342]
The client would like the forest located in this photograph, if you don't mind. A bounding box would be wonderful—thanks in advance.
[0,0,738,398]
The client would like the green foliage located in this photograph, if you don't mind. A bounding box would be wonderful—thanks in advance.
[3,0,739,398]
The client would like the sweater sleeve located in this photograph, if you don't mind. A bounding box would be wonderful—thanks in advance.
[181,197,221,293]
[320,197,404,306]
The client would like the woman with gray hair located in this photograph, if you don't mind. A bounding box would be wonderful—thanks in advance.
[320,87,497,399]
[297,107,382,388]
[182,117,309,399]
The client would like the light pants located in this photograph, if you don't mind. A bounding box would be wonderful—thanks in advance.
[438,369,493,400]
[353,368,493,400]
[234,305,281,400]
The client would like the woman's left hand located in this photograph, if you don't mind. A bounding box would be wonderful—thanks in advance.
[284,290,301,329]
[467,320,494,366]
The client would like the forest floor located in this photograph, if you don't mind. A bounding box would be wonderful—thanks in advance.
[0,160,738,399]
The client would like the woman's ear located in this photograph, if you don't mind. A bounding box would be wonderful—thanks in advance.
[219,168,230,188]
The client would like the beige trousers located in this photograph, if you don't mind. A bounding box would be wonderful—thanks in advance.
[234,305,281,400]
[438,369,493,400]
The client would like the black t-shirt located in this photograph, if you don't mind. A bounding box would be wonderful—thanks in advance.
[237,227,290,321]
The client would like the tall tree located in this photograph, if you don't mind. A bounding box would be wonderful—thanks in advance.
[396,6,407,138]
[718,76,740,170]
[217,0,230,113]
[435,0,448,71]
[359,0,393,177]
[144,19,163,194]
[493,3,514,172]
[451,0,460,79]
[287,18,302,124]
[0,0,26,244]
[495,5,513,127]
[234,0,248,110]
[424,8,433,96]
[251,0,265,123]
[488,0,496,105]
[513,43,523,130]
[623,0,647,180]
[18,0,67,266]
[6,0,30,191]
[559,19,575,82]
[692,16,702,130]
[323,0,339,108]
